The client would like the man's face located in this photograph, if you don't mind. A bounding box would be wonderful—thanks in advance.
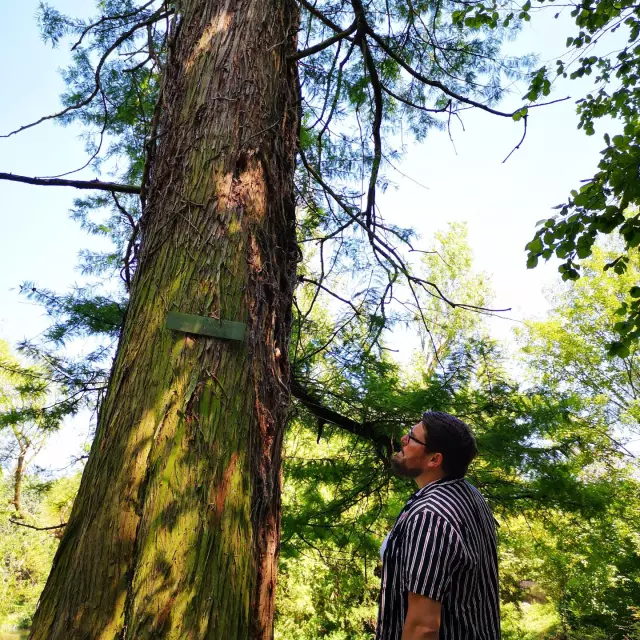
[390,422,429,478]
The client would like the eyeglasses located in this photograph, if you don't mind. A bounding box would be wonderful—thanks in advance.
[406,426,428,447]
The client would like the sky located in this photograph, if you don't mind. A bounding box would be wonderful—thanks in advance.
[0,1,623,467]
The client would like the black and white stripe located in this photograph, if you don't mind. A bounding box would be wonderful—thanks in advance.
[376,478,501,639]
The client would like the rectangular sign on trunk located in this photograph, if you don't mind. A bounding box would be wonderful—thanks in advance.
[166,311,246,341]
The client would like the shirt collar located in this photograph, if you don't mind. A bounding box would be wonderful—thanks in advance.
[411,476,462,501]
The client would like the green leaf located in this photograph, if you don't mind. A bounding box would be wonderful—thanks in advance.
[512,107,528,121]
[526,237,543,253]
[608,341,630,358]
[612,135,625,147]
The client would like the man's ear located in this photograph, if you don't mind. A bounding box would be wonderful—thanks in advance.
[427,452,443,469]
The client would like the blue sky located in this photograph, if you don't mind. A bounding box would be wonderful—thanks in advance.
[0,1,99,345]
[0,2,621,465]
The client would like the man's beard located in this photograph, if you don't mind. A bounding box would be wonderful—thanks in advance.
[389,452,422,478]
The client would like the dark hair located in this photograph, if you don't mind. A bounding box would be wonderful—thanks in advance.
[421,411,478,479]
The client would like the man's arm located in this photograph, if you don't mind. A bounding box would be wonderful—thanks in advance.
[401,591,441,640]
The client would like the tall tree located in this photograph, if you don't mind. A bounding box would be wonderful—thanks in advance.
[28,1,300,637]
[0,0,539,637]
[520,243,640,450]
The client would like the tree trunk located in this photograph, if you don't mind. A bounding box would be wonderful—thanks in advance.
[12,447,26,519]
[29,0,299,637]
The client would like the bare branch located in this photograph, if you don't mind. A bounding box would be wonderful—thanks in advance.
[0,173,140,194]
[503,115,528,163]
[527,96,571,109]
[9,518,67,531]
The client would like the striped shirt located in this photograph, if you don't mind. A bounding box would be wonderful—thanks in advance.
[376,478,500,640]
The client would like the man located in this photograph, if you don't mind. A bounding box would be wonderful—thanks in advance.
[376,411,500,640]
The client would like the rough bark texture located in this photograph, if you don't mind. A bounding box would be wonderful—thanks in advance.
[29,0,299,637]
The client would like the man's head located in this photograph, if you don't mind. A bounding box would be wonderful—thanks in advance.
[390,411,478,482]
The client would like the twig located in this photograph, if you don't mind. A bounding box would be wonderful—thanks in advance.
[381,84,451,114]
[298,0,353,36]
[299,276,363,315]
[502,115,528,163]
[70,0,157,51]
[40,92,109,179]
[111,192,139,291]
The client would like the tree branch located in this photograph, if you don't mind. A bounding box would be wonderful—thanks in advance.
[381,83,451,114]
[290,20,358,61]
[367,29,517,118]
[297,0,352,36]
[0,173,140,194]
[9,518,67,531]
[298,275,363,315]
[350,0,383,231]
[291,377,392,452]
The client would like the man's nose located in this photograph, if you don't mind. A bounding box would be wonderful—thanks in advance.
[400,433,409,446]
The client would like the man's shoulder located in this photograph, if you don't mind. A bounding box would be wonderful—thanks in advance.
[407,479,488,526]
[401,506,457,534]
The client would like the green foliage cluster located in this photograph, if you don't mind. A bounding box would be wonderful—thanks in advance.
[522,0,640,354]
[0,473,80,632]
[444,0,640,354]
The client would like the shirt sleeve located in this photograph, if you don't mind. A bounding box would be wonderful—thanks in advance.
[401,510,466,602]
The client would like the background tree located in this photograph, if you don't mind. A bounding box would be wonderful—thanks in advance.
[0,473,79,633]
[0,340,81,632]
[520,242,640,452]
[0,341,73,521]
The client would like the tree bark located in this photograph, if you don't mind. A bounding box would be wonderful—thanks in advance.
[29,0,299,637]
